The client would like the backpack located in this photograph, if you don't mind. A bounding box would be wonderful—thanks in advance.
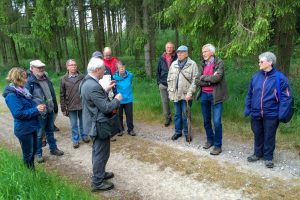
[276,71,294,123]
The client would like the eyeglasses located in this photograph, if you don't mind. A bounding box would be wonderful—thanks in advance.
[259,60,266,64]
[68,64,77,66]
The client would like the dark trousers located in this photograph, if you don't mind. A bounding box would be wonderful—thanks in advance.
[17,131,37,169]
[251,117,279,160]
[119,102,134,132]
[92,136,110,187]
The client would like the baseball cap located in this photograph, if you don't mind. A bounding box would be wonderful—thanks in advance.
[177,45,188,52]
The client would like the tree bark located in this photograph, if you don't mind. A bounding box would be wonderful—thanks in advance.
[143,0,152,79]
[77,0,88,68]
[97,4,105,50]
[90,0,101,50]
[105,0,112,46]
[8,36,19,66]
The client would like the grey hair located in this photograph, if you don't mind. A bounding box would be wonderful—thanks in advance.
[66,59,76,67]
[202,44,216,54]
[87,57,105,73]
[116,61,125,69]
[259,52,276,65]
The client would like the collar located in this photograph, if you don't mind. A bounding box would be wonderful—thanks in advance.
[88,73,99,81]
[205,57,215,65]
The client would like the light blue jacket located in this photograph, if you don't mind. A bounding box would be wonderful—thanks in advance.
[113,70,133,104]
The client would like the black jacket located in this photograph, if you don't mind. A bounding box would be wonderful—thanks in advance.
[156,53,177,86]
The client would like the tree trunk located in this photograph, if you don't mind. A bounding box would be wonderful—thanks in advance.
[61,26,69,59]
[105,0,112,46]
[71,5,81,60]
[97,4,105,50]
[175,29,179,48]
[77,0,88,68]
[0,36,8,65]
[143,0,152,79]
[8,36,19,66]
[90,0,101,50]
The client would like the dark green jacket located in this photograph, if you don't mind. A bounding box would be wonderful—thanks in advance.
[195,57,228,104]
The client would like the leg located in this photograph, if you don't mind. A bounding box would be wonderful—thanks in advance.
[78,110,88,139]
[17,133,34,169]
[182,100,192,137]
[69,111,80,144]
[250,117,264,157]
[118,104,125,131]
[212,102,223,148]
[92,137,110,187]
[44,112,58,152]
[263,118,279,161]
[159,84,171,123]
[36,117,46,157]
[124,103,134,132]
[200,92,214,144]
[173,101,183,135]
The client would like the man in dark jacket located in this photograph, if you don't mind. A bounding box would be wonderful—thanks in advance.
[195,44,228,156]
[60,59,89,148]
[80,57,122,192]
[244,52,292,168]
[25,60,64,163]
[156,42,177,126]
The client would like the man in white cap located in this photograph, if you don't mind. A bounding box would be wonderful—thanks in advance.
[167,45,198,142]
[25,60,64,163]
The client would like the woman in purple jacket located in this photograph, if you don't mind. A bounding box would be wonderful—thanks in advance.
[3,67,46,169]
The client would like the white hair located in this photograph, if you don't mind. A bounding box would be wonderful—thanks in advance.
[103,47,111,53]
[66,59,76,67]
[87,57,105,73]
[202,44,216,54]
[259,52,276,65]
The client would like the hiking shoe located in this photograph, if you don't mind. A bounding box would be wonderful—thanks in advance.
[164,118,172,127]
[110,137,117,142]
[171,134,182,140]
[128,130,136,136]
[73,143,79,149]
[265,160,274,168]
[50,149,64,156]
[247,154,261,162]
[91,180,114,192]
[210,147,222,155]
[203,142,213,149]
[117,131,124,136]
[36,156,44,163]
[185,135,192,143]
[104,172,114,180]
[54,125,60,132]
[82,137,90,143]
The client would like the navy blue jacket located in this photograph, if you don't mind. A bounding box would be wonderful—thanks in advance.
[25,71,58,113]
[3,86,40,137]
[156,53,177,86]
[244,67,292,119]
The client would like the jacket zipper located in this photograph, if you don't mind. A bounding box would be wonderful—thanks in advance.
[260,72,268,117]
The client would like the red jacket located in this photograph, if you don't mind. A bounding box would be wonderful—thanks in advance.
[103,56,119,75]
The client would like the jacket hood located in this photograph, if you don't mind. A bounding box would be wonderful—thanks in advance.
[113,70,131,81]
[2,85,17,98]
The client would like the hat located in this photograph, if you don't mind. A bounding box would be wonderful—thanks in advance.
[177,45,188,52]
[30,60,45,67]
[92,51,103,58]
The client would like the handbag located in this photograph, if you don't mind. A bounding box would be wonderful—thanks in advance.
[96,111,122,139]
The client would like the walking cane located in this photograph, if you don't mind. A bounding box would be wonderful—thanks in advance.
[186,100,191,144]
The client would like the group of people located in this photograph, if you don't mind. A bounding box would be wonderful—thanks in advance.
[3,42,293,192]
[157,42,293,168]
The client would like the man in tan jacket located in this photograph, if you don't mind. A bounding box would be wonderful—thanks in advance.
[167,45,198,142]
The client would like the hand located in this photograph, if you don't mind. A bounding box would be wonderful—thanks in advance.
[62,111,67,116]
[185,95,192,101]
[106,80,116,92]
[37,104,46,112]
[114,93,122,101]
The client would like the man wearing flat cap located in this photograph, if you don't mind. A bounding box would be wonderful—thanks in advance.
[25,60,64,163]
[167,45,198,142]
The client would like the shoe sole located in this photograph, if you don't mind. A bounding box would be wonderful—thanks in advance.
[91,185,114,192]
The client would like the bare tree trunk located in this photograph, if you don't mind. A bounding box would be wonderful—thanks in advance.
[0,36,8,65]
[118,10,122,54]
[97,4,105,50]
[143,0,152,79]
[175,29,179,48]
[105,0,112,46]
[61,26,69,59]
[71,2,81,60]
[90,0,101,50]
[77,0,88,68]
[8,37,19,66]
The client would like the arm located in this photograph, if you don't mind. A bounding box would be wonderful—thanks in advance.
[60,78,66,112]
[278,75,293,121]
[187,62,199,97]
[201,59,225,84]
[156,59,161,85]
[244,78,253,117]
[195,66,211,87]
[5,94,40,120]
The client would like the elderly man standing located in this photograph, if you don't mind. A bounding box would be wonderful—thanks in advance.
[103,47,119,75]
[157,42,177,127]
[80,57,122,192]
[167,45,198,142]
[26,60,64,163]
[195,44,228,155]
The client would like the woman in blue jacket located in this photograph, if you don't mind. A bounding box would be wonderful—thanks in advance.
[113,61,135,136]
[244,52,292,168]
[3,68,46,169]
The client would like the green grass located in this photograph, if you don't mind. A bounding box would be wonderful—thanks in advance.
[0,147,98,200]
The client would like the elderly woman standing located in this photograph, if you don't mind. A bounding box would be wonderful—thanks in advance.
[244,52,292,168]
[3,67,46,169]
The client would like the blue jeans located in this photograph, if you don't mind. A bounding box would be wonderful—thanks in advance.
[174,100,192,136]
[69,110,87,144]
[17,131,37,169]
[200,92,223,147]
[36,111,57,157]
[251,117,279,160]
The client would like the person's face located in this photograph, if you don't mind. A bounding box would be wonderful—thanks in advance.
[202,47,214,61]
[31,66,45,76]
[96,67,106,79]
[103,50,112,60]
[19,73,27,87]
[165,43,174,54]
[118,65,126,75]
[177,51,188,61]
[259,58,272,71]
[67,60,77,74]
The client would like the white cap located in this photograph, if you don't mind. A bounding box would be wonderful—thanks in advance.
[30,60,45,67]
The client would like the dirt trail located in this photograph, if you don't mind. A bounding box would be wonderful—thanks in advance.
[1,96,299,200]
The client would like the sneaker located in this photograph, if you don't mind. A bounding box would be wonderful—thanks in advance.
[203,142,213,149]
[265,160,274,168]
[247,154,261,162]
[54,125,60,132]
[210,147,222,155]
[91,180,114,192]
[50,149,64,156]
[73,143,79,149]
[171,134,182,140]
[82,137,90,143]
[128,130,136,136]
[185,135,192,143]
[36,156,44,163]
[117,131,124,136]
[104,172,114,180]
[164,118,172,127]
